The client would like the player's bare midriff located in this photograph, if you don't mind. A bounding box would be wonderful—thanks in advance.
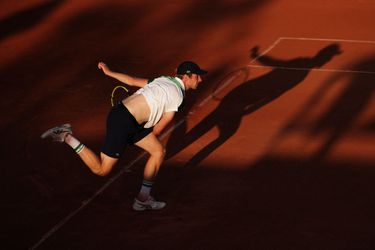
[122,94,151,125]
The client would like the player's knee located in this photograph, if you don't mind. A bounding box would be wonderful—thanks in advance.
[96,169,110,177]
[95,163,114,177]
[97,153,117,176]
[152,145,165,160]
[94,167,110,177]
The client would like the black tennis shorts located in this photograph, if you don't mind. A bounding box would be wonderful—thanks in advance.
[101,102,152,158]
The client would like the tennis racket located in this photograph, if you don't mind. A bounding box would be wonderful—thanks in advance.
[111,85,129,106]
[211,67,249,101]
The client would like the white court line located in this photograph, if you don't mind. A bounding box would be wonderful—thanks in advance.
[198,38,286,108]
[248,37,375,74]
[247,64,375,74]
[250,37,283,64]
[197,70,242,108]
[280,36,375,45]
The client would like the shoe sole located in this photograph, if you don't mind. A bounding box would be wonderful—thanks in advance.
[132,203,166,211]
[41,124,72,139]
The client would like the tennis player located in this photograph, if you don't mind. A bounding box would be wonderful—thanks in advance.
[41,61,207,211]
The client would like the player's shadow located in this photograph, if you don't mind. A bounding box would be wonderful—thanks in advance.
[270,54,375,163]
[166,43,343,167]
[0,1,63,40]
[306,55,375,161]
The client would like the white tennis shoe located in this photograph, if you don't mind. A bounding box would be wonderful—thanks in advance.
[132,196,166,211]
[41,123,72,142]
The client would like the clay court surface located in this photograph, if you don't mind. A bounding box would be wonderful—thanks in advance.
[1,0,375,249]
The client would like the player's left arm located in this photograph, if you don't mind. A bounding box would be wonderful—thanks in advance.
[153,111,175,136]
[98,62,148,88]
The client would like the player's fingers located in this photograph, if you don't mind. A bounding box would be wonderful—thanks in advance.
[98,62,106,69]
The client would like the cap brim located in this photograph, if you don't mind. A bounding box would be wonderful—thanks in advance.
[197,69,208,75]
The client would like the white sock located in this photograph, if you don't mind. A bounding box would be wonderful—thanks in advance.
[65,134,85,154]
[138,180,154,201]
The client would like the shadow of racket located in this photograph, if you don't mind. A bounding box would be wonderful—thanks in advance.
[211,67,250,101]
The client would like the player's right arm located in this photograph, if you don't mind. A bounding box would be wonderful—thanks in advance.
[98,62,148,88]
[153,111,175,137]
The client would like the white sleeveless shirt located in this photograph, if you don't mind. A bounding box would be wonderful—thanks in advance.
[135,76,185,128]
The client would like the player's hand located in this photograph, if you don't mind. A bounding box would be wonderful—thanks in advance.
[98,62,110,74]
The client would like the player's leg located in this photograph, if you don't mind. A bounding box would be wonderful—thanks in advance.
[73,143,118,176]
[132,132,166,211]
[136,133,165,181]
[41,124,118,176]
[68,103,131,175]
